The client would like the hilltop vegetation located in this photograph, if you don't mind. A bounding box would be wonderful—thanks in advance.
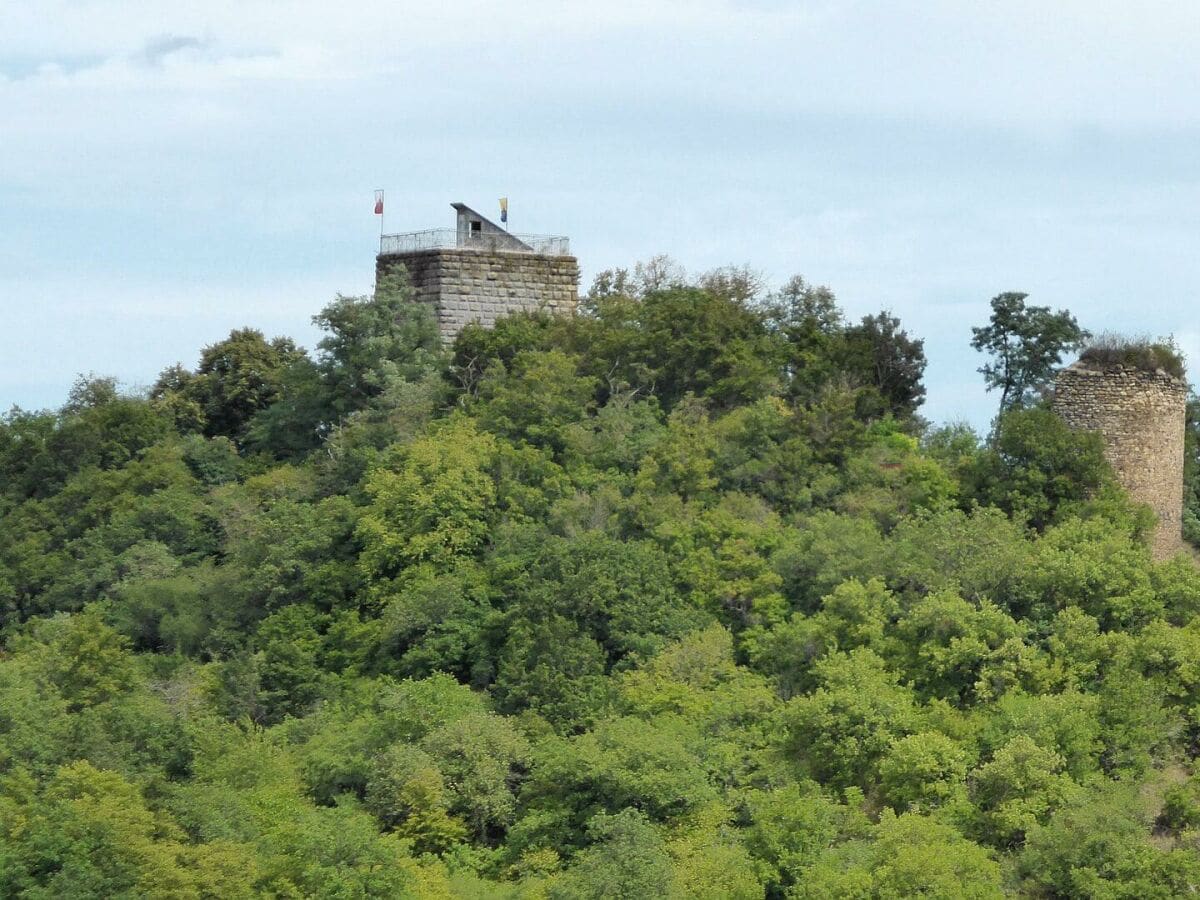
[3,267,1200,896]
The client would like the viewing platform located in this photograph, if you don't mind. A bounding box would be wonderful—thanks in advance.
[380,228,570,257]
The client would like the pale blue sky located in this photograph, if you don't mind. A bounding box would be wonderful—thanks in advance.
[3,1,1199,430]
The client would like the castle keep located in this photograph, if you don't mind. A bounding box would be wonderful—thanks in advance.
[1053,361,1188,560]
[376,203,579,343]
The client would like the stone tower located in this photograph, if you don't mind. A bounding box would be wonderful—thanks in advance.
[376,202,579,343]
[1053,361,1188,560]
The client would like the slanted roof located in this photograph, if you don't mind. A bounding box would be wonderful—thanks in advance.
[452,202,533,252]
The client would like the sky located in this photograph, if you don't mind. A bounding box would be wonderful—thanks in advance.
[3,1,1199,430]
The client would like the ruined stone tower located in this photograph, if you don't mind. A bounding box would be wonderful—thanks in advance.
[1053,361,1188,560]
[376,202,579,343]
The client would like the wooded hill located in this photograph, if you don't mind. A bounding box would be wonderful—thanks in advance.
[3,264,1200,897]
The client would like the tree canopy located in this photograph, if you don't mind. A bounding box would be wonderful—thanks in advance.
[1,262,1199,898]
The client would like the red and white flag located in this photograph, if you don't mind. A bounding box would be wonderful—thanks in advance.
[374,190,384,215]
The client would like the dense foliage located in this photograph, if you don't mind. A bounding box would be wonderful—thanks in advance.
[2,266,1200,897]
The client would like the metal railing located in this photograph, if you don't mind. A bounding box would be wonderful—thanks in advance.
[380,228,570,256]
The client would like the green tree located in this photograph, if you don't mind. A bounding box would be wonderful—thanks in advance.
[841,311,927,419]
[242,356,329,458]
[783,649,918,790]
[570,286,784,412]
[667,818,763,899]
[970,291,1088,410]
[547,809,673,900]
[879,732,971,813]
[766,275,845,406]
[317,273,440,397]
[970,735,1078,847]
[377,564,493,680]
[254,605,324,721]
[358,418,499,585]
[741,783,867,895]
[493,615,610,729]
[889,589,1038,705]
[154,328,306,443]
[965,405,1116,532]
[19,609,138,711]
[475,349,599,452]
[1184,395,1200,545]
[0,761,200,897]
[521,715,717,844]
[420,710,530,841]
[364,745,467,853]
[0,381,171,502]
[794,812,1005,900]
[1020,783,1200,898]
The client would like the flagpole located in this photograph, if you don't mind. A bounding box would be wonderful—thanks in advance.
[375,189,385,250]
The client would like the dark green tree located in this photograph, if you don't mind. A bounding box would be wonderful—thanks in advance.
[153,328,306,443]
[567,286,784,412]
[842,311,927,419]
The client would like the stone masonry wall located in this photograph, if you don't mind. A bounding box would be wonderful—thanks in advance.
[1053,363,1189,560]
[376,249,579,343]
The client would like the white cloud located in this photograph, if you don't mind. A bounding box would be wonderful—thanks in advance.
[4,1,1200,126]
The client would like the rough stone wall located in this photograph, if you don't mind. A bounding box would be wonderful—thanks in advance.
[1053,363,1189,560]
[376,249,579,343]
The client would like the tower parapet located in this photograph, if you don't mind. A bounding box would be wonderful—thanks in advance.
[1053,360,1188,560]
[376,203,578,343]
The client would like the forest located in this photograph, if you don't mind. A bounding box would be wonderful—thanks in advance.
[4,260,1200,898]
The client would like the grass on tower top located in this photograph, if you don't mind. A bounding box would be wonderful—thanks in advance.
[1077,333,1186,378]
